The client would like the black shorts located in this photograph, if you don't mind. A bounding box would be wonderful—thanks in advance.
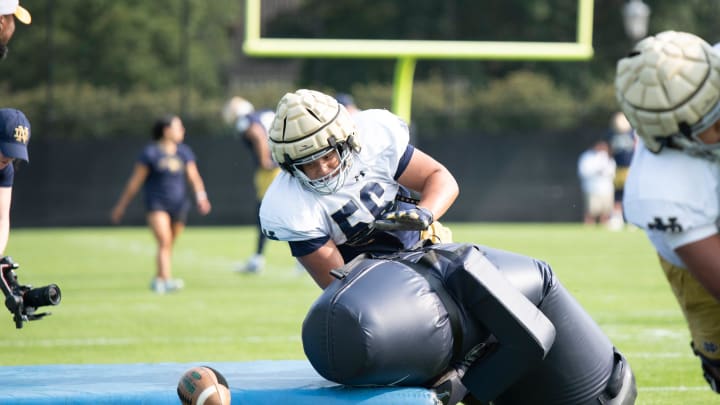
[145,199,191,223]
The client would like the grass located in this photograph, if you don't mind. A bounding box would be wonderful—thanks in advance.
[0,223,715,404]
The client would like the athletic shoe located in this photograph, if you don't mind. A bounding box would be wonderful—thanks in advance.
[235,254,265,273]
[164,278,184,292]
[150,277,184,294]
[150,278,166,294]
[608,215,624,231]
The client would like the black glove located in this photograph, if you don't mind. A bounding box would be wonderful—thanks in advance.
[373,206,434,231]
[0,256,17,270]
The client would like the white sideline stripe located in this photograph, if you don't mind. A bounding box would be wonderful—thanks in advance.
[639,386,708,392]
[69,238,234,266]
[627,352,686,358]
[0,335,300,348]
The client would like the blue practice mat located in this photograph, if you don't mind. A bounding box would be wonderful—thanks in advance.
[0,360,439,404]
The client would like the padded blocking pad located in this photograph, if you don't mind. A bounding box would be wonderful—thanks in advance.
[0,361,438,404]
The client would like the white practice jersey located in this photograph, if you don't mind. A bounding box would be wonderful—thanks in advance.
[259,109,417,257]
[623,138,720,268]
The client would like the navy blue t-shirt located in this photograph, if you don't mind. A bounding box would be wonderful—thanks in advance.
[0,164,13,188]
[607,130,635,168]
[238,110,275,167]
[138,143,195,211]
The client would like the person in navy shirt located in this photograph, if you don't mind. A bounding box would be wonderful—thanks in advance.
[111,114,211,293]
[0,108,30,257]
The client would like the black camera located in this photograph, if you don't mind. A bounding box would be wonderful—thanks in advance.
[0,256,61,329]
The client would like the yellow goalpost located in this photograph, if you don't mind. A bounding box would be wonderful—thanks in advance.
[243,0,595,123]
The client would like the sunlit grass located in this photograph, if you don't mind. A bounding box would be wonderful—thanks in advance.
[0,224,714,404]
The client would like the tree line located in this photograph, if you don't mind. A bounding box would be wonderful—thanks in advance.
[2,0,718,139]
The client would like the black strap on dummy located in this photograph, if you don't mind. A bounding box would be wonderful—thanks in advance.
[433,245,557,402]
[398,255,474,405]
[398,258,464,361]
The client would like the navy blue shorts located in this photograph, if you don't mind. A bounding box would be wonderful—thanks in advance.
[145,199,191,223]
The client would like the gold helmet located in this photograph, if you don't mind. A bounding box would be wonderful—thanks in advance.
[610,111,632,134]
[269,89,360,194]
[615,31,720,160]
[221,96,254,127]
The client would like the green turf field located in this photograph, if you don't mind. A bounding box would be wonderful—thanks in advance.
[0,224,714,404]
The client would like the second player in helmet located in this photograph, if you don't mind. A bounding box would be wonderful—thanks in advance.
[616,30,720,393]
[259,89,458,289]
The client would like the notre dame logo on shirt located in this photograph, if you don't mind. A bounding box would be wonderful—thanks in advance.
[262,228,278,240]
[647,217,683,233]
[158,156,183,173]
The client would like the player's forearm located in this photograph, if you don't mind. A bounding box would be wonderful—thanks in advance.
[259,156,276,170]
[689,266,720,302]
[115,186,139,210]
[676,237,720,301]
[418,170,459,220]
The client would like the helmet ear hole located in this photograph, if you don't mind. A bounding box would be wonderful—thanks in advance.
[679,122,692,138]
[281,153,295,176]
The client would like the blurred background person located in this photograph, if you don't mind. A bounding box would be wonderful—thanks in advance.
[335,92,360,116]
[222,96,279,273]
[110,114,211,294]
[0,0,30,60]
[606,111,636,231]
[577,139,616,227]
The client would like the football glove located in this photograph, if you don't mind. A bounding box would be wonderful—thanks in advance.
[373,206,434,231]
[0,256,18,270]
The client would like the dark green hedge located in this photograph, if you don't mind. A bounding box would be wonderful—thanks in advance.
[4,71,618,140]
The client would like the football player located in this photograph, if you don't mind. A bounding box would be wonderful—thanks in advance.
[259,89,458,289]
[222,96,279,273]
[616,30,720,393]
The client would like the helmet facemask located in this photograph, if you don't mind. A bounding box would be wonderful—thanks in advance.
[269,89,361,194]
[289,141,354,195]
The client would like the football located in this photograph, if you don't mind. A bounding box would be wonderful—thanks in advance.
[177,366,232,405]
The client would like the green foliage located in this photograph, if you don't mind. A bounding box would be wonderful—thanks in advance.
[3,0,239,95]
[0,1,716,137]
[2,72,617,139]
[358,71,618,135]
[2,81,297,139]
[473,70,578,132]
[2,224,717,404]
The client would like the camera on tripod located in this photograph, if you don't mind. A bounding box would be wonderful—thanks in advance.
[0,256,61,329]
